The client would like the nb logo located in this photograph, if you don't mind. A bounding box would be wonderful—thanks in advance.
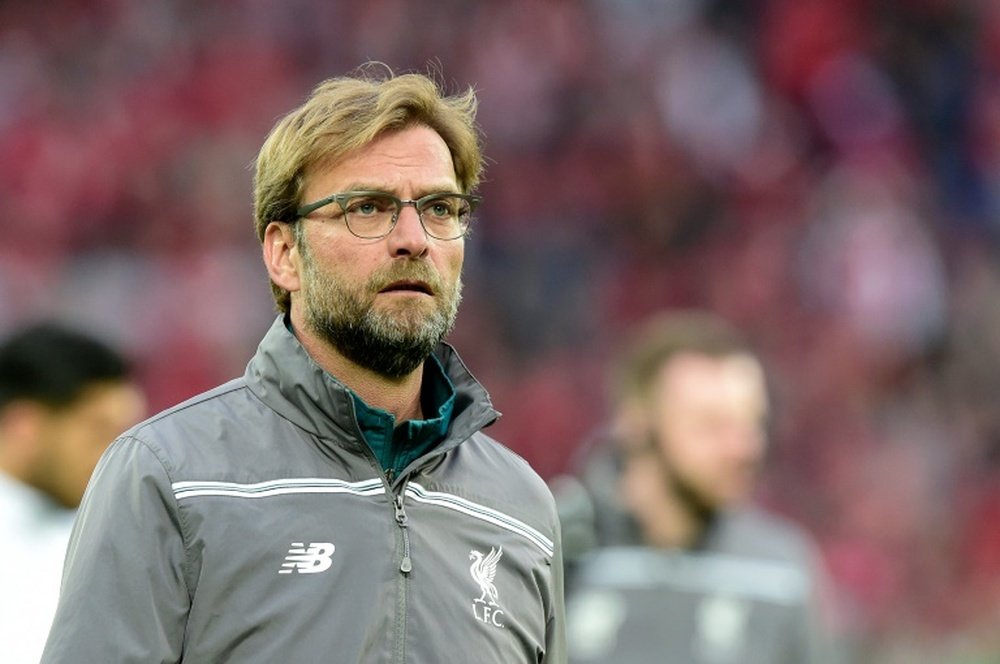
[279,542,335,574]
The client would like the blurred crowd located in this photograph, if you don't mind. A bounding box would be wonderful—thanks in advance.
[2,0,999,661]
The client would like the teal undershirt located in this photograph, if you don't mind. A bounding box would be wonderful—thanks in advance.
[350,354,456,478]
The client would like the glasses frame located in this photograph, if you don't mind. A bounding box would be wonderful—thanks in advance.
[294,190,481,240]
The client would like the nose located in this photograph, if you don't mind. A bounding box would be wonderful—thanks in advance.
[387,203,429,257]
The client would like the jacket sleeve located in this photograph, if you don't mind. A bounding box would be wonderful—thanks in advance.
[544,508,568,663]
[41,435,190,663]
[807,545,849,664]
[786,534,847,664]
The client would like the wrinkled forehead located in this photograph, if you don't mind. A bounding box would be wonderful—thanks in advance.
[303,125,458,196]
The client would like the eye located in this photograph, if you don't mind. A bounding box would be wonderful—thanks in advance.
[345,194,394,217]
[422,196,467,219]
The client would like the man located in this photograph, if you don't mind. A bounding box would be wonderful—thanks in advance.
[42,67,566,663]
[0,323,145,664]
[561,311,842,664]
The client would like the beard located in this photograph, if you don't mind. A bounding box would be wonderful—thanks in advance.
[298,240,462,379]
[663,462,719,527]
[647,431,720,526]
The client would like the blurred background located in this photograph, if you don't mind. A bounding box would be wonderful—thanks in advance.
[2,0,999,661]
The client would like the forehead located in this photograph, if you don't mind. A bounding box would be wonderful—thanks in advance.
[654,352,767,409]
[59,381,145,417]
[305,125,457,195]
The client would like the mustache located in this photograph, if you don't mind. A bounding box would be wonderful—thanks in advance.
[367,260,444,294]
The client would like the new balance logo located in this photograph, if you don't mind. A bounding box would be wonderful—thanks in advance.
[279,542,335,574]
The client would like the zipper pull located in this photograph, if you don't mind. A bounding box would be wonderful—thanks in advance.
[393,494,408,526]
[393,494,412,574]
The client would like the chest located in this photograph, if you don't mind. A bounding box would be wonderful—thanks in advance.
[175,477,553,663]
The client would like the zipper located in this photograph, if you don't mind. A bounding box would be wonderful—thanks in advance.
[393,492,412,574]
[390,486,410,664]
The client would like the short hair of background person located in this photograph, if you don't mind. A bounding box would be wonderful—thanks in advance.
[0,322,146,508]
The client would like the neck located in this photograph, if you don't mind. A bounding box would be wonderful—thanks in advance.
[291,315,425,422]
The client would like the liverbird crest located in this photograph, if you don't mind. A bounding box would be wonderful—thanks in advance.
[469,546,503,606]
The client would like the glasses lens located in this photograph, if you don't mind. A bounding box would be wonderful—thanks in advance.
[418,195,472,239]
[342,193,398,238]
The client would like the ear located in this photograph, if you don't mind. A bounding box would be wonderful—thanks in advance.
[0,401,46,470]
[613,398,649,445]
[263,221,302,295]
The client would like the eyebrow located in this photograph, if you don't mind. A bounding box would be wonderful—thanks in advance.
[337,182,463,197]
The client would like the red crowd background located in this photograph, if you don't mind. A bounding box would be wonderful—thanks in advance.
[2,1,999,661]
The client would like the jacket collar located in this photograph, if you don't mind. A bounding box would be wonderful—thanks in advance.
[245,316,499,458]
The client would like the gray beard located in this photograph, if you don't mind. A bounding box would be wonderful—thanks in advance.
[306,291,459,379]
[299,243,461,379]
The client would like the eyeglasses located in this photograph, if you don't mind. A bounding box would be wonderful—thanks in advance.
[295,190,481,240]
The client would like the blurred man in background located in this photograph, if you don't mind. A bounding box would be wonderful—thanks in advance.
[0,322,145,664]
[558,310,844,664]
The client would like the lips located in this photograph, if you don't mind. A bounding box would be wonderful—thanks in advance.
[379,280,434,295]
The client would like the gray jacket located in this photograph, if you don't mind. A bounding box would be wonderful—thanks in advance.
[566,510,841,664]
[42,317,567,663]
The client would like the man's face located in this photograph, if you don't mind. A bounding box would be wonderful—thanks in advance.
[624,352,769,515]
[291,125,465,378]
[33,381,146,508]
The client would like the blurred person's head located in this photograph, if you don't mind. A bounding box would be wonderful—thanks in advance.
[611,311,769,548]
[0,323,146,508]
[253,63,483,317]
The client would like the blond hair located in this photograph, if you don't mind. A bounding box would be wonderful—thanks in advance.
[253,64,483,313]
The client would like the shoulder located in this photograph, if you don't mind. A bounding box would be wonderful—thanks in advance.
[133,377,253,432]
[425,430,559,536]
[709,505,822,566]
[110,376,279,473]
[459,430,553,497]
